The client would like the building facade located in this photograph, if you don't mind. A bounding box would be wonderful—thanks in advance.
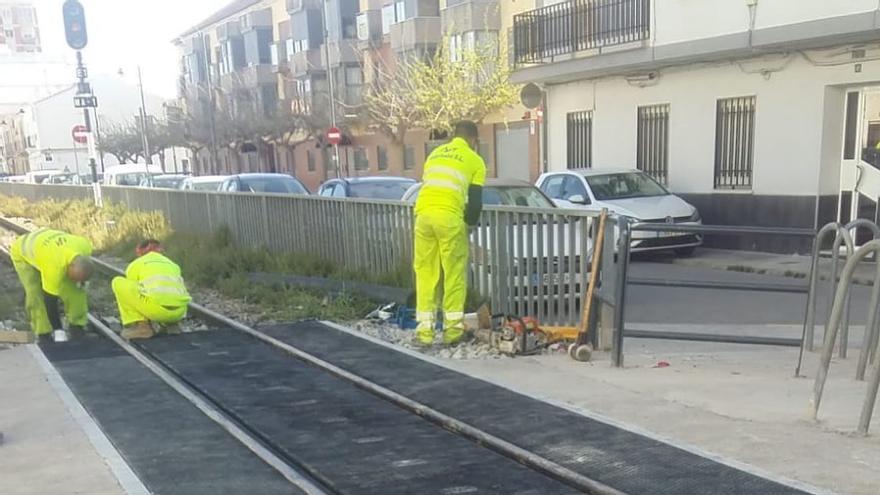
[0,76,184,176]
[509,0,880,250]
[0,0,40,55]
[175,0,539,191]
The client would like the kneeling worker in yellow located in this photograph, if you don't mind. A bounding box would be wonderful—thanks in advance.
[112,239,191,340]
[10,228,94,344]
[413,121,486,346]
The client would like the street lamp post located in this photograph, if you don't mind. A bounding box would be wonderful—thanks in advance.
[320,0,341,178]
[136,66,152,165]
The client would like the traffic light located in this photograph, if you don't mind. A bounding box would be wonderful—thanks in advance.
[62,0,88,50]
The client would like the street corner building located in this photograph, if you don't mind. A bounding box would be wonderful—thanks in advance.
[510,0,880,252]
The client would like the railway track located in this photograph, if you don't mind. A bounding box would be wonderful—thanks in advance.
[0,215,821,495]
[0,217,614,495]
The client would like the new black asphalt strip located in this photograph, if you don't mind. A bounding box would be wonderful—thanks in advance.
[43,322,813,494]
[40,338,301,495]
[261,321,811,495]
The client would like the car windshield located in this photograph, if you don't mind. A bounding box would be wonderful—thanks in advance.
[116,172,150,186]
[192,181,222,191]
[240,176,307,194]
[586,172,668,200]
[154,177,184,188]
[47,174,77,184]
[349,180,415,200]
[484,186,554,208]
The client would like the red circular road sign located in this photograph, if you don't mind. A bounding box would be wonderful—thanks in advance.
[71,124,88,144]
[326,126,342,145]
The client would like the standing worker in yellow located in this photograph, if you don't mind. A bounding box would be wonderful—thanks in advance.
[10,228,94,343]
[413,121,486,346]
[112,239,191,340]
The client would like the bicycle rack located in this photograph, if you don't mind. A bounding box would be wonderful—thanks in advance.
[809,240,880,435]
[801,223,852,356]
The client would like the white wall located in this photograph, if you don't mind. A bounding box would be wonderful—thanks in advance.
[753,0,878,30]
[546,55,880,196]
[652,0,879,46]
[653,0,747,46]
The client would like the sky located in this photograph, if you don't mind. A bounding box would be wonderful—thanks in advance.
[33,0,231,99]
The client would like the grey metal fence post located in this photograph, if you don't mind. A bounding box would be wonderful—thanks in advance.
[798,223,844,375]
[611,217,632,368]
[261,195,271,248]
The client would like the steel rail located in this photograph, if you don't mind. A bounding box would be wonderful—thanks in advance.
[0,216,623,495]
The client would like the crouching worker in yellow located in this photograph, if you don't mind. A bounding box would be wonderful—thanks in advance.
[10,229,94,344]
[112,239,191,340]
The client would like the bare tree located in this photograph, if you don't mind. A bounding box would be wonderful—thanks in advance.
[98,120,141,164]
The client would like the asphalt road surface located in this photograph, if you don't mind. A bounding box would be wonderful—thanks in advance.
[627,260,872,326]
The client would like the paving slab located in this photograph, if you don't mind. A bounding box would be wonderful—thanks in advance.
[0,345,126,495]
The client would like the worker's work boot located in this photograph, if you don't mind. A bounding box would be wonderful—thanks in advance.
[158,323,182,335]
[68,326,86,340]
[443,327,468,346]
[121,321,155,340]
[414,325,435,347]
[36,332,54,345]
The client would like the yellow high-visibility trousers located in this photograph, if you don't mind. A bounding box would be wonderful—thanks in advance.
[112,277,187,326]
[10,237,87,335]
[414,209,469,344]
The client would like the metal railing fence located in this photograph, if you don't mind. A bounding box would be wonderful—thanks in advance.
[610,221,816,368]
[0,183,610,327]
[513,0,650,65]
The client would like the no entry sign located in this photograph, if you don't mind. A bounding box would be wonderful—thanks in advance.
[326,127,342,145]
[71,124,88,144]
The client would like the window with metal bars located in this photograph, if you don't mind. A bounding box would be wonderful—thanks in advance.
[714,96,756,189]
[637,104,669,184]
[567,110,592,169]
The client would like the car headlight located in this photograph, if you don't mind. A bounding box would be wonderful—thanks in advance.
[689,209,701,222]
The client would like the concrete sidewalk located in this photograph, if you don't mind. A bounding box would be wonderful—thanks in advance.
[0,344,130,495]
[655,248,879,286]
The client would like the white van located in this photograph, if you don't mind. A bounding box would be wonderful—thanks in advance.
[25,169,62,184]
[103,164,163,186]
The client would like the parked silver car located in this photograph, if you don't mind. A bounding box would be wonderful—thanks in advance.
[537,169,702,255]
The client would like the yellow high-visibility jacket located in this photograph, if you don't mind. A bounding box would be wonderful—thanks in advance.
[415,137,487,218]
[125,252,191,307]
[17,229,93,295]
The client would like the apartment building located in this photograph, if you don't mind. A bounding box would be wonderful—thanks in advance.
[509,0,880,251]
[0,0,40,55]
[176,0,525,191]
[0,109,27,175]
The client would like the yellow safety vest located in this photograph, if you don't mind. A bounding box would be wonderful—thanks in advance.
[125,252,191,307]
[18,229,93,296]
[415,137,487,217]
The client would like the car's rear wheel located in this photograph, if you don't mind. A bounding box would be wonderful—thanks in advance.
[674,246,697,257]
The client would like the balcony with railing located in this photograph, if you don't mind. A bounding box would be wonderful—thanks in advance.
[513,0,650,65]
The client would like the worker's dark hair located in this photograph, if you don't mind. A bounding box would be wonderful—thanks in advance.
[135,239,163,257]
[452,121,479,141]
[137,239,161,250]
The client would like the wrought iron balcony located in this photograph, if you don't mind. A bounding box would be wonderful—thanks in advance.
[513,0,650,65]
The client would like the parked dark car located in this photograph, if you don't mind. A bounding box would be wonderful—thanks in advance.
[219,174,309,195]
[318,176,417,200]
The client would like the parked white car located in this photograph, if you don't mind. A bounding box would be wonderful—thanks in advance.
[103,164,164,186]
[536,169,702,255]
[141,174,188,189]
[179,175,229,192]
